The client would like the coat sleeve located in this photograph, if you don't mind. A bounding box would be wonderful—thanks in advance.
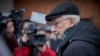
[62,41,97,56]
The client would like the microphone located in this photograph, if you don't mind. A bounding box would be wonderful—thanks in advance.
[16,8,25,15]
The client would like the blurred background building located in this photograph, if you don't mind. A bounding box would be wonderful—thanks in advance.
[0,0,100,29]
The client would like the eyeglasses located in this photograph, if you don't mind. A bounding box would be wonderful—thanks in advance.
[51,19,68,27]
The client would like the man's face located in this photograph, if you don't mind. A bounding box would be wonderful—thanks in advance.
[50,16,73,39]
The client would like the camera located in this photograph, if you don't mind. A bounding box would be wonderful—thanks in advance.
[30,34,46,46]
[9,8,25,35]
[22,22,47,46]
[0,8,25,35]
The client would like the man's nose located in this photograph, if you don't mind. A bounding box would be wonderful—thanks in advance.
[51,25,56,32]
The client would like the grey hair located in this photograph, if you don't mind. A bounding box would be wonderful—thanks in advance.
[62,15,80,25]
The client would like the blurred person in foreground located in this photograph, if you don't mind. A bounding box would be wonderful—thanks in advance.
[1,18,19,53]
[0,36,12,56]
[45,2,100,56]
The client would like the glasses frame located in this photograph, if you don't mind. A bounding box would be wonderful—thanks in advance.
[52,18,68,27]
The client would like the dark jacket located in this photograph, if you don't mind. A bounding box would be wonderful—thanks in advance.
[50,39,61,52]
[57,22,100,56]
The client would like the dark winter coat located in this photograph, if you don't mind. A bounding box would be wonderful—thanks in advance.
[57,22,100,56]
[50,39,61,52]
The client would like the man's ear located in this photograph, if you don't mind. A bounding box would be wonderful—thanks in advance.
[69,18,75,27]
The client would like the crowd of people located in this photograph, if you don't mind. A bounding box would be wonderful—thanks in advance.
[0,2,100,56]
